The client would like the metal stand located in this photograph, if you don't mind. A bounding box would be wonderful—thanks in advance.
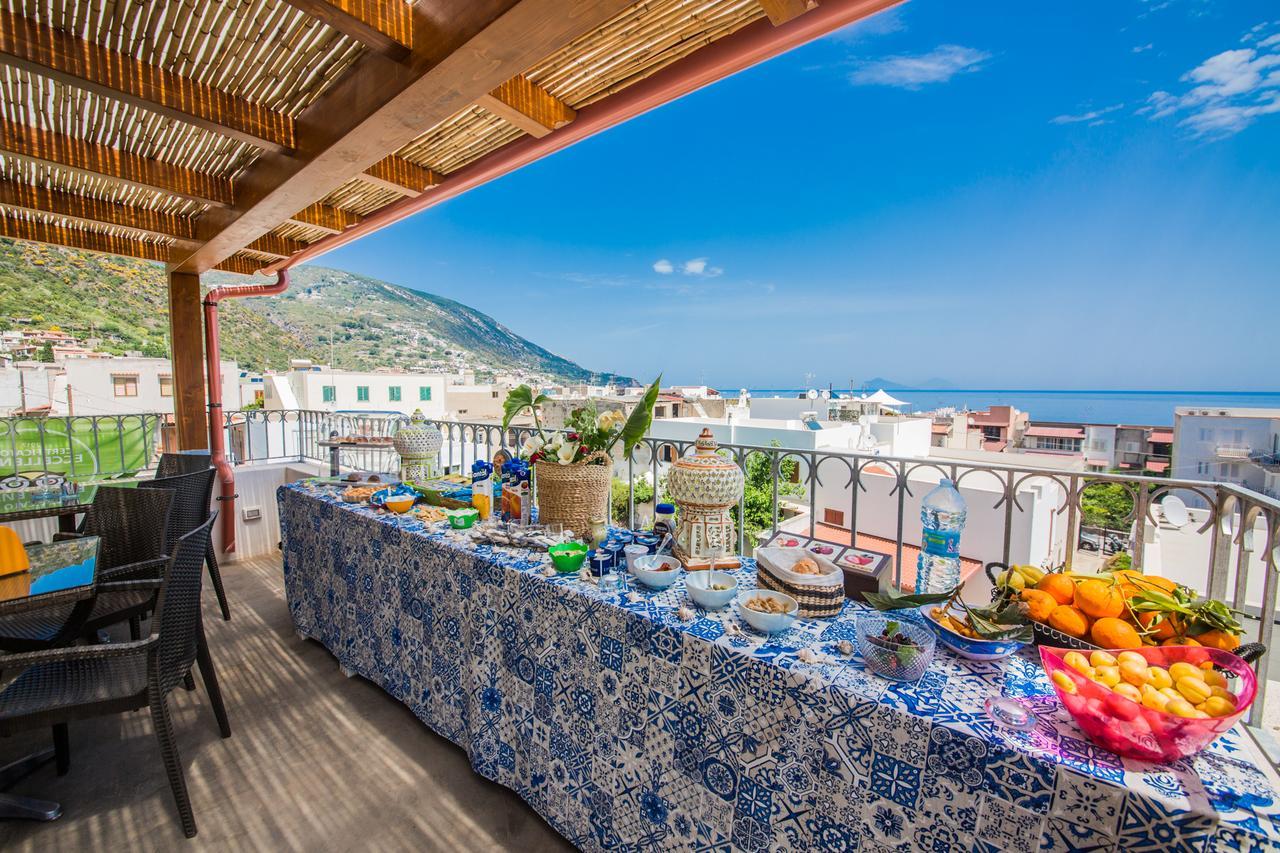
[0,747,62,821]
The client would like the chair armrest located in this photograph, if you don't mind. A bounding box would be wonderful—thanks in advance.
[96,579,163,594]
[0,638,153,690]
[51,532,86,542]
[99,555,169,583]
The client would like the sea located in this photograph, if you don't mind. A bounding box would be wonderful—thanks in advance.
[718,389,1280,427]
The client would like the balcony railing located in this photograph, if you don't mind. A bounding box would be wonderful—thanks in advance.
[4,408,1279,725]
[1216,445,1253,460]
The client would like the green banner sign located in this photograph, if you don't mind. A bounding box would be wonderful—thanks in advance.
[0,416,159,478]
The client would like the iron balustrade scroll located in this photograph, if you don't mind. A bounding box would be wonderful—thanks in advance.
[217,409,1280,726]
[0,413,164,481]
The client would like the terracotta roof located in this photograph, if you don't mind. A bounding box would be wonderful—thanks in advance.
[982,440,1007,452]
[1150,431,1174,443]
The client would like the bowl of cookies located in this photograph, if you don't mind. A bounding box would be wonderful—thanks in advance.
[737,590,799,634]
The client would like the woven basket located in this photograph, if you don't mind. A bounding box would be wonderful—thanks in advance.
[756,561,843,619]
[534,459,611,540]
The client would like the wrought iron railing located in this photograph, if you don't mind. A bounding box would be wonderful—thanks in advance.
[0,413,166,480]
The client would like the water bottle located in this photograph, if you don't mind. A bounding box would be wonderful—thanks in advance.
[916,478,967,594]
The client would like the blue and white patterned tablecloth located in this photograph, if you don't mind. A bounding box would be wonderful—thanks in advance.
[278,482,1280,852]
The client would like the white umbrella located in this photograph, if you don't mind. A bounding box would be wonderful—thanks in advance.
[860,389,909,407]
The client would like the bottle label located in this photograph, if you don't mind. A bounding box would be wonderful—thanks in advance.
[921,529,960,559]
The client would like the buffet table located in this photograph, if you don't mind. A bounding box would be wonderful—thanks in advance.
[279,481,1280,852]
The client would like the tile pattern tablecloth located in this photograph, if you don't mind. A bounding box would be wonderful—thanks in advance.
[279,482,1280,852]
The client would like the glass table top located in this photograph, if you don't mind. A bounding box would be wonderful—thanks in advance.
[0,536,100,604]
[0,484,99,518]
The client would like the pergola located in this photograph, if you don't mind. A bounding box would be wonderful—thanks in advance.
[0,0,895,450]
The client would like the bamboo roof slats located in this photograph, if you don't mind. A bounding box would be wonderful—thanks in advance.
[0,177,198,242]
[286,201,362,234]
[277,0,413,61]
[0,206,174,261]
[361,155,441,197]
[0,9,296,150]
[245,230,306,260]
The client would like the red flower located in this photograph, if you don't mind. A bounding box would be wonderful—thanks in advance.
[529,451,542,463]
[567,432,580,442]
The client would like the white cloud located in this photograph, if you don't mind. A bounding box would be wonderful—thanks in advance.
[829,5,907,43]
[848,45,990,89]
[681,258,723,278]
[1133,43,1154,53]
[652,259,674,274]
[1050,104,1124,125]
[1140,28,1280,138]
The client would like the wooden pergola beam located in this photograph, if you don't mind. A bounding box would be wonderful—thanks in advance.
[278,0,413,62]
[361,155,440,196]
[167,270,208,449]
[0,120,234,208]
[475,75,576,138]
[0,213,172,262]
[173,0,636,273]
[246,232,308,260]
[0,179,199,244]
[758,0,819,25]
[286,202,363,235]
[0,11,294,152]
[213,254,270,276]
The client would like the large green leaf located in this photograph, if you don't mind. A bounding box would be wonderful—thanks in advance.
[615,375,662,458]
[501,384,549,432]
[863,587,956,611]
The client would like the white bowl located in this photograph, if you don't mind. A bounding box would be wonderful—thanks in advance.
[631,554,681,589]
[737,590,799,634]
[686,570,738,610]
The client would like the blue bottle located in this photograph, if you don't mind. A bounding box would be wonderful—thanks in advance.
[916,479,967,594]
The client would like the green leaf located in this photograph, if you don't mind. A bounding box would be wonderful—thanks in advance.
[501,384,549,432]
[885,620,899,636]
[863,587,957,611]
[614,375,662,458]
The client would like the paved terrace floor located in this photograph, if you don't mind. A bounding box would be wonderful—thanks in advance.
[0,553,573,851]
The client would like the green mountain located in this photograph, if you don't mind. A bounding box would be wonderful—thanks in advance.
[0,239,627,384]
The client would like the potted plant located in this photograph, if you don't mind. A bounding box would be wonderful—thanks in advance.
[502,377,661,536]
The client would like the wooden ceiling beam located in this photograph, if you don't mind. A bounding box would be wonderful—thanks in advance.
[757,0,819,26]
[278,0,413,62]
[0,120,233,208]
[286,202,363,235]
[245,232,309,260]
[174,0,636,273]
[213,253,272,276]
[475,75,576,138]
[0,179,199,245]
[0,11,293,152]
[361,155,441,196]
[0,212,173,263]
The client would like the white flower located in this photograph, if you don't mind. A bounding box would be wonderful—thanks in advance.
[556,441,578,465]
[521,435,544,456]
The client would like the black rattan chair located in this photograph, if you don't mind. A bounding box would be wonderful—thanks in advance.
[0,487,174,653]
[156,451,212,478]
[154,452,229,622]
[0,516,220,838]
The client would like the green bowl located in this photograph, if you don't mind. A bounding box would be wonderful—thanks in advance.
[445,508,479,529]
[548,543,588,573]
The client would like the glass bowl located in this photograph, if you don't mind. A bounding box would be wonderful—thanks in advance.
[1040,645,1256,762]
[855,613,935,681]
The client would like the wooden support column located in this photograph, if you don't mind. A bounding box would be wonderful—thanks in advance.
[168,270,209,450]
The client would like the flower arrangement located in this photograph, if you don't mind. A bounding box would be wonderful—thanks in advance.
[502,377,662,466]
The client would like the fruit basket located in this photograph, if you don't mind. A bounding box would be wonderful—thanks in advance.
[1041,645,1256,762]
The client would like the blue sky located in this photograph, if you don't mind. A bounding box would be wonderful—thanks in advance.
[321,1,1280,390]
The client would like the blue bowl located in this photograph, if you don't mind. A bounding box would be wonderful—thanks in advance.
[918,604,1025,661]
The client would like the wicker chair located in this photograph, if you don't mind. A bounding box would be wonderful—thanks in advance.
[0,516,220,838]
[156,451,212,478]
[155,452,229,622]
[0,487,174,653]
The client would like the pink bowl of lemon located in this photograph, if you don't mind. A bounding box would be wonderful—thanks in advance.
[1041,645,1255,762]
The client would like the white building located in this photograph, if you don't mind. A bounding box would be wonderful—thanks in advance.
[0,357,240,416]
[261,363,448,418]
[1173,407,1280,502]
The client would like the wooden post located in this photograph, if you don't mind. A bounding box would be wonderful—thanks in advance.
[168,270,208,449]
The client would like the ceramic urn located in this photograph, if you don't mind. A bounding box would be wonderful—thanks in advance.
[666,428,744,565]
[392,409,443,483]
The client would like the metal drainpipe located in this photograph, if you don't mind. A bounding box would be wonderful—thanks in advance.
[203,270,290,554]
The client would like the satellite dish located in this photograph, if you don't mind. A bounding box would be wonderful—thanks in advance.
[820,389,831,400]
[1161,495,1190,529]
[806,389,819,400]
[739,388,749,399]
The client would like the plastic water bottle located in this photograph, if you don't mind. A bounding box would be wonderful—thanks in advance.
[916,478,967,594]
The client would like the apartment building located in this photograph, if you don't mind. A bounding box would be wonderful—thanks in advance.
[1173,407,1280,500]
[0,357,240,416]
[967,405,1028,452]
[261,363,449,418]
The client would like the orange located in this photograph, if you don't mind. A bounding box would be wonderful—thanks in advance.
[1074,579,1125,619]
[1194,629,1241,651]
[1020,589,1058,622]
[1037,573,1077,606]
[1114,570,1178,599]
[1137,612,1181,642]
[1048,604,1091,639]
[1091,617,1142,649]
